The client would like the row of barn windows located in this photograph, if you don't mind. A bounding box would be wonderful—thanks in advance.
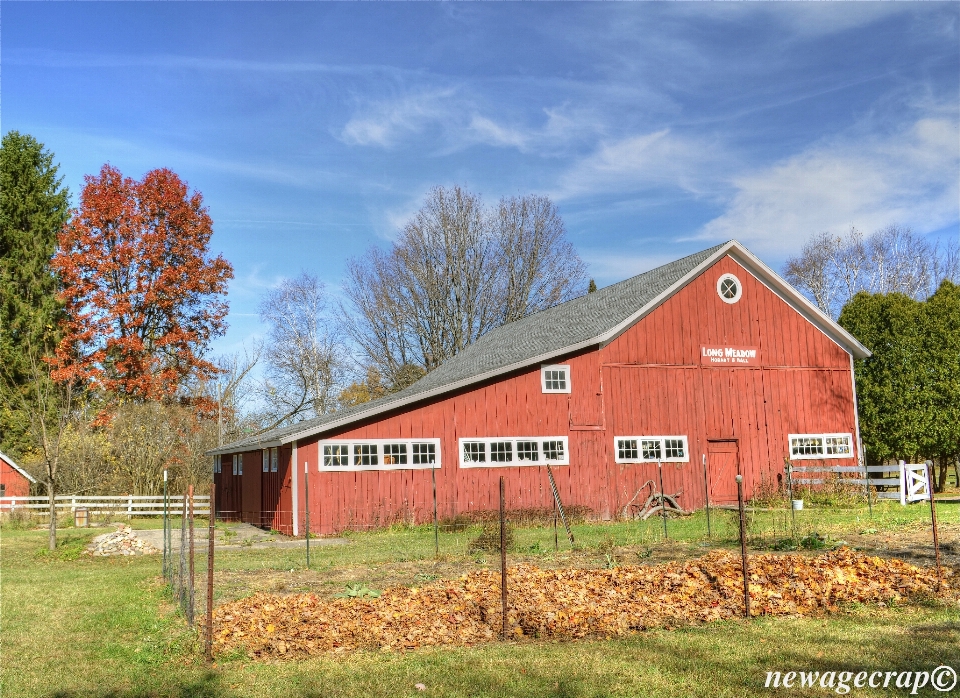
[213,432,853,474]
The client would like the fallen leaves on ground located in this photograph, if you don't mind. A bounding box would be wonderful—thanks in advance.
[212,548,951,659]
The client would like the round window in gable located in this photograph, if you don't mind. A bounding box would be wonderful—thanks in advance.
[717,273,742,304]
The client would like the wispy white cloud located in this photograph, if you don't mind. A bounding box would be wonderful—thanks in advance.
[341,90,605,155]
[7,48,402,77]
[552,129,728,201]
[698,115,960,255]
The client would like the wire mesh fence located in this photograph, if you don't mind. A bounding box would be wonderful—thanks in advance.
[149,461,956,661]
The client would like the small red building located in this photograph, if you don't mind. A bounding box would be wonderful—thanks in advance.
[210,240,870,535]
[0,450,36,499]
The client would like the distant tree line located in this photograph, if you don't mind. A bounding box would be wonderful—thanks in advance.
[785,226,960,491]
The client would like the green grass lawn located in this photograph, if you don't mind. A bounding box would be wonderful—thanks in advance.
[2,502,959,698]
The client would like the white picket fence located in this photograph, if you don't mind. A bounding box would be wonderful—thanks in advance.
[789,460,931,505]
[0,495,210,517]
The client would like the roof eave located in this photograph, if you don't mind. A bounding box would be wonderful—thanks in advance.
[206,439,282,457]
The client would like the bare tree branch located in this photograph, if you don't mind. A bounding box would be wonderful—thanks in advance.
[342,186,588,386]
[258,273,347,426]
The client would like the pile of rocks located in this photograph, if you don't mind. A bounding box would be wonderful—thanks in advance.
[85,524,160,556]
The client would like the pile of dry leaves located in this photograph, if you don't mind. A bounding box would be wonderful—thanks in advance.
[212,549,950,658]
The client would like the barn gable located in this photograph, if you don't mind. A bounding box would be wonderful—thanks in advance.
[210,239,868,456]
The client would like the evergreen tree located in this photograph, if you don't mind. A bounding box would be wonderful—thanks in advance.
[839,283,960,490]
[0,131,71,458]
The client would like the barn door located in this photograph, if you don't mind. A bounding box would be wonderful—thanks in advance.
[707,440,739,504]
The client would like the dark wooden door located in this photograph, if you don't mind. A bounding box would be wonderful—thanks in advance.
[707,440,739,504]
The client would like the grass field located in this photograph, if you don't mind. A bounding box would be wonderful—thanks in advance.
[2,501,959,697]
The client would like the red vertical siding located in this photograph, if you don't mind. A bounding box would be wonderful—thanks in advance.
[0,459,32,497]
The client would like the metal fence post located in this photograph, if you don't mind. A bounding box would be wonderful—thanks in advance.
[925,461,943,590]
[304,462,310,569]
[736,474,750,619]
[499,476,508,640]
[785,458,796,540]
[702,454,712,538]
[162,468,168,578]
[206,482,215,662]
[657,460,668,540]
[188,484,195,627]
[432,462,439,558]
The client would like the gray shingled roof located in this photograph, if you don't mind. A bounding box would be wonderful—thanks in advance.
[209,243,727,455]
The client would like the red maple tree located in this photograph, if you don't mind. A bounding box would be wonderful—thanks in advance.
[52,165,233,401]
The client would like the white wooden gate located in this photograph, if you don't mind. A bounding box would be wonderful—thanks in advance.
[899,460,931,505]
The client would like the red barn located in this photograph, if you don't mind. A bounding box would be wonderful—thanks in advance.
[209,240,870,535]
[0,450,36,499]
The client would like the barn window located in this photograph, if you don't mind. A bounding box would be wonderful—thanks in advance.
[614,436,689,463]
[214,455,221,474]
[641,439,662,460]
[789,433,853,460]
[543,440,565,461]
[324,445,349,466]
[412,443,436,464]
[541,365,571,393]
[262,450,270,473]
[354,444,379,466]
[1,484,6,497]
[383,443,408,465]
[233,454,243,476]
[516,441,539,462]
[317,439,441,471]
[490,442,513,462]
[463,442,486,463]
[717,273,742,304]
[617,439,638,461]
[664,439,686,459]
[460,437,569,467]
[270,447,278,472]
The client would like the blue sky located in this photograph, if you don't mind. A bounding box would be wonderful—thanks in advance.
[3,2,958,357]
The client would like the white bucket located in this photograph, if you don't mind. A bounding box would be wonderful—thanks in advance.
[791,499,804,511]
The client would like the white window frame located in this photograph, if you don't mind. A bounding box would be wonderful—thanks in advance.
[233,453,243,476]
[459,436,570,468]
[540,364,571,394]
[717,273,742,304]
[788,433,854,460]
[317,438,442,471]
[270,447,278,472]
[214,455,221,474]
[614,435,690,464]
[262,450,270,473]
